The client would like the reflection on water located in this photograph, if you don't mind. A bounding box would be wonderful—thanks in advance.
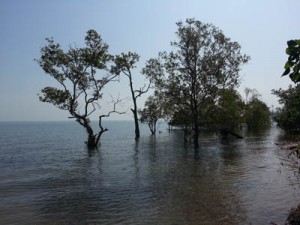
[0,121,299,225]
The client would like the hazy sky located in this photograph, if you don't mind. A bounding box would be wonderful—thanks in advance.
[0,0,299,121]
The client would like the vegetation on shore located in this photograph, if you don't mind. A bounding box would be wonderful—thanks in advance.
[274,39,300,225]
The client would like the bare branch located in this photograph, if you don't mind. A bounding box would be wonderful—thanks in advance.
[95,96,126,145]
[134,81,151,99]
[87,103,96,117]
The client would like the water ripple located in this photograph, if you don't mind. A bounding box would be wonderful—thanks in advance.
[0,122,299,224]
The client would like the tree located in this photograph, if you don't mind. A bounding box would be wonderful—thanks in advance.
[112,52,150,138]
[139,93,164,135]
[37,30,121,148]
[244,98,270,129]
[272,84,300,133]
[282,39,300,83]
[216,88,245,130]
[143,18,250,147]
[244,87,260,104]
[242,87,270,129]
[271,39,300,133]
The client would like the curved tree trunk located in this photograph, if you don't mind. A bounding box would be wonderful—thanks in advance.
[75,117,97,148]
[84,120,97,148]
[87,134,96,148]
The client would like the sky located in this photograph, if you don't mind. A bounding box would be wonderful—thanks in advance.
[0,0,299,121]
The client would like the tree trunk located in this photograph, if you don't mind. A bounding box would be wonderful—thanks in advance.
[129,75,140,139]
[148,120,157,135]
[76,117,97,148]
[192,104,199,147]
[85,123,97,148]
[87,134,96,148]
[132,108,140,138]
[193,120,199,147]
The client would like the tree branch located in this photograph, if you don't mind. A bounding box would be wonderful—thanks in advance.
[134,81,151,99]
[95,96,126,145]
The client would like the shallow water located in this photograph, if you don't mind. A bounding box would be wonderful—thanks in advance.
[0,121,299,225]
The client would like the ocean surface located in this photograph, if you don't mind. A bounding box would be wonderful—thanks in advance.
[0,120,299,225]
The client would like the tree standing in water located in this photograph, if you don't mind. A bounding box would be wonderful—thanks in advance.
[139,92,164,135]
[112,52,150,138]
[37,30,120,148]
[143,18,250,147]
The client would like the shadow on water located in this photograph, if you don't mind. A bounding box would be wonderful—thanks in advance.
[128,131,250,224]
[1,122,300,224]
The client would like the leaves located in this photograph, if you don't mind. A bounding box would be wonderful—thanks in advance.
[285,61,293,69]
[37,30,117,118]
[272,84,300,132]
[290,72,300,83]
[39,87,71,110]
[244,98,270,129]
[112,52,140,76]
[217,88,245,126]
[143,18,249,130]
[287,40,297,47]
[283,39,300,83]
[283,68,291,76]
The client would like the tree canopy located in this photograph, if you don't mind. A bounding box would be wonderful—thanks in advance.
[37,29,120,148]
[139,92,164,135]
[272,85,300,133]
[244,98,270,129]
[143,18,250,146]
[216,88,245,130]
[36,22,276,148]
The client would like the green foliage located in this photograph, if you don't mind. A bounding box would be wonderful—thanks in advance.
[168,108,192,128]
[37,30,117,147]
[272,85,300,133]
[277,39,300,133]
[216,89,245,128]
[112,52,139,75]
[37,29,115,118]
[282,39,300,83]
[143,18,250,145]
[244,98,270,129]
[39,87,71,110]
[139,93,164,134]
